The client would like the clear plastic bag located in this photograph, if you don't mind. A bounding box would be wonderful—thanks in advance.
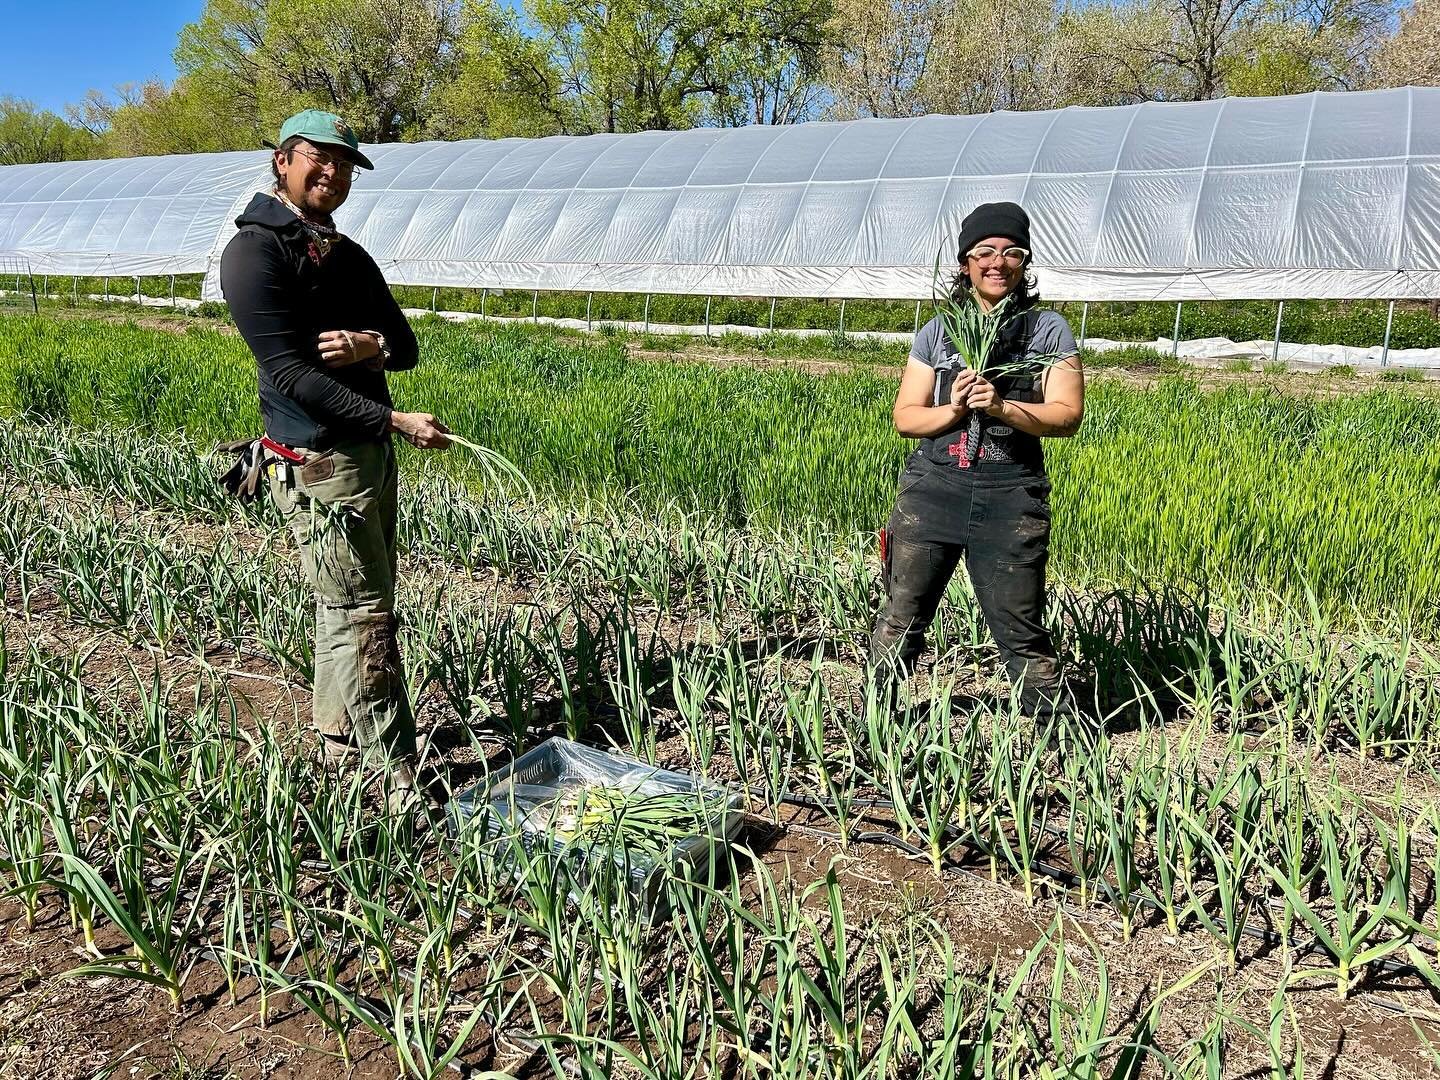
[449,738,745,922]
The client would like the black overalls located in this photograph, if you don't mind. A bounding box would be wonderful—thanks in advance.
[869,310,1064,713]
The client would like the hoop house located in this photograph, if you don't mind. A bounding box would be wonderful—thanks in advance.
[0,88,1436,302]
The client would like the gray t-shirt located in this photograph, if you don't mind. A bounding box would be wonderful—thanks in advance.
[908,307,1078,468]
[909,308,1078,391]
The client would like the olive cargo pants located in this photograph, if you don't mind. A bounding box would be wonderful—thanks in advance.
[268,439,417,760]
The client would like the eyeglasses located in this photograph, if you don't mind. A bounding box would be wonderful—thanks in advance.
[291,146,358,180]
[966,245,1029,265]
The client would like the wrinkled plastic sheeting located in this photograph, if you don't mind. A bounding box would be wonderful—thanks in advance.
[1087,336,1440,368]
[1,88,1438,302]
[448,736,744,923]
[0,150,266,277]
[449,736,743,863]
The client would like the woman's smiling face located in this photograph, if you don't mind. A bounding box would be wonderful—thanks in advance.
[965,234,1027,307]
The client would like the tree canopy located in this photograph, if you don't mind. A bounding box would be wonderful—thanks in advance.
[1371,0,1440,88]
[0,98,99,166]
[4,0,1421,164]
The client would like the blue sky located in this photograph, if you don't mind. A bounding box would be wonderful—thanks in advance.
[0,1,203,114]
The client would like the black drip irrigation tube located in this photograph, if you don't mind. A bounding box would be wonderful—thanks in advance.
[754,784,1436,988]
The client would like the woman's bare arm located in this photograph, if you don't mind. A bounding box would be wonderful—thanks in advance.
[965,355,1084,438]
[893,358,978,438]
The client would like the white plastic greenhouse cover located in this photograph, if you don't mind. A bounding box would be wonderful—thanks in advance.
[1,87,1437,302]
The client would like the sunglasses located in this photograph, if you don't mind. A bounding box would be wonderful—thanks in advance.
[966,245,1029,265]
[290,145,359,180]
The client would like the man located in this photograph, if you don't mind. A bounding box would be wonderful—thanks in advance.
[220,109,450,809]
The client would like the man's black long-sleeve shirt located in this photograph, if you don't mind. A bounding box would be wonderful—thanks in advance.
[219,193,418,449]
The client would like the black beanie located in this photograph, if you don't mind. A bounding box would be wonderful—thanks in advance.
[956,201,1031,261]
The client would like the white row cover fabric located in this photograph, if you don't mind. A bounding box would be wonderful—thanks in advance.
[1,88,1438,302]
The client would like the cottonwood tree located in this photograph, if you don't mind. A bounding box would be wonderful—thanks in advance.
[171,0,463,143]
[824,0,1092,117]
[1370,0,1440,87]
[523,0,828,132]
[701,0,834,125]
[1064,0,1388,102]
[524,0,704,132]
[823,0,934,117]
[443,0,831,134]
[69,78,259,157]
[927,0,1090,113]
[829,0,1392,116]
[434,0,572,137]
[0,98,99,165]
[1059,0,1263,101]
[50,0,1412,160]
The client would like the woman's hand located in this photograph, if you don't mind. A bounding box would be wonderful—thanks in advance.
[893,358,979,438]
[965,374,1006,416]
[318,330,379,369]
[949,369,977,412]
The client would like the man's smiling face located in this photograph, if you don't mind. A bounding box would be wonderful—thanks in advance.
[274,139,356,217]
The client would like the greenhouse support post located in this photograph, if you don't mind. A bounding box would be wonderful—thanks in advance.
[134,276,141,303]
[431,287,438,312]
[1271,301,1284,365]
[768,297,776,330]
[1078,302,1089,352]
[103,277,108,301]
[705,295,712,338]
[838,298,846,336]
[72,277,77,302]
[42,276,47,299]
[585,292,593,330]
[1172,302,1182,358]
[644,294,651,332]
[480,288,488,317]
[169,275,175,307]
[532,290,539,323]
[1381,300,1395,367]
[914,301,922,334]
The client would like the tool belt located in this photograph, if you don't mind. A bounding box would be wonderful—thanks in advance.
[215,436,304,501]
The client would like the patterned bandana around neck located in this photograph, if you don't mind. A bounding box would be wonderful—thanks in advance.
[272,186,341,264]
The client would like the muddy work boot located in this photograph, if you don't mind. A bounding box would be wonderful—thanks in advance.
[317,733,444,825]
[318,733,362,769]
[1022,680,1105,738]
[384,759,446,827]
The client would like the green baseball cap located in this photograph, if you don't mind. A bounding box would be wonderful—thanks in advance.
[264,109,374,170]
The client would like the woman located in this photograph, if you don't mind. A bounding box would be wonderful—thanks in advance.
[870,201,1084,718]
